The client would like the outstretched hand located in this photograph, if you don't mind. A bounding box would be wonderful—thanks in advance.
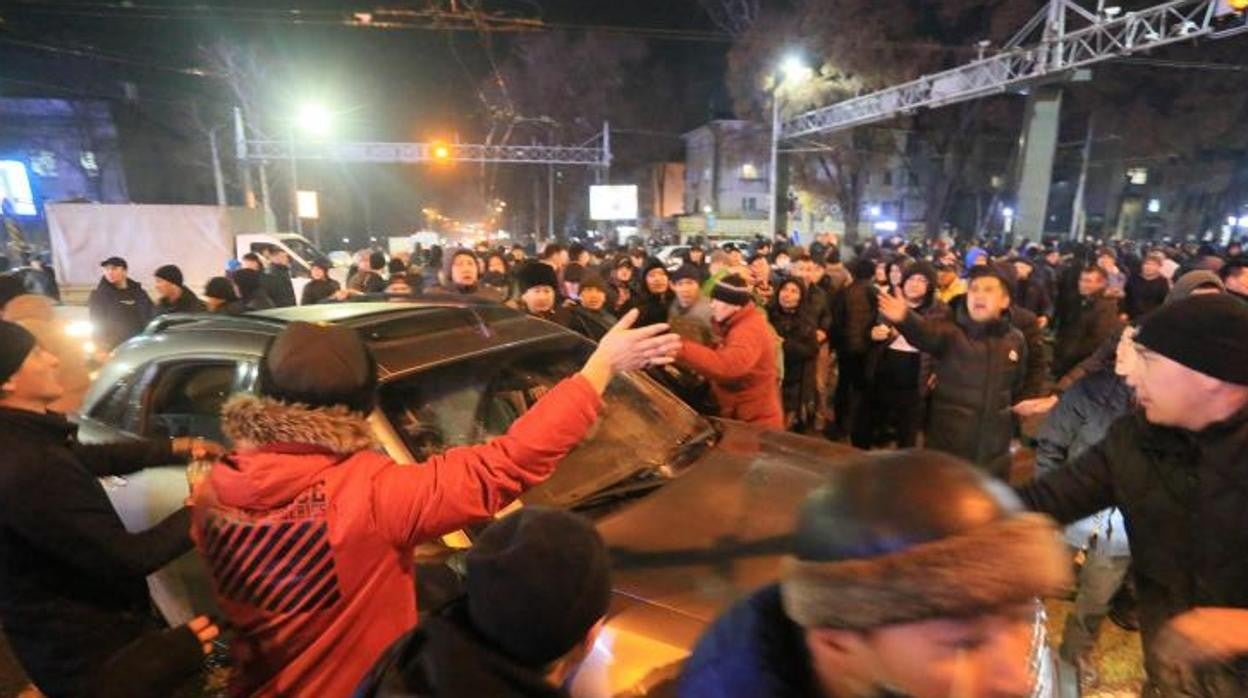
[580,309,683,394]
[877,287,909,325]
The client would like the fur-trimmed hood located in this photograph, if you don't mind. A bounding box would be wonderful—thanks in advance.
[211,394,378,510]
[780,513,1071,629]
[221,393,376,453]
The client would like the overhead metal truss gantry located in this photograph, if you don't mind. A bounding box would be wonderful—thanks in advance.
[233,111,612,169]
[781,0,1248,141]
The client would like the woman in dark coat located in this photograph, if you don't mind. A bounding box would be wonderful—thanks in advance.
[854,261,948,449]
[768,278,819,432]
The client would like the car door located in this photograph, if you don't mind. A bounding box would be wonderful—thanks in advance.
[82,357,255,625]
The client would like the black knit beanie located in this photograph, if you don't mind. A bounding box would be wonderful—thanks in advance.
[0,320,37,385]
[258,322,378,413]
[466,508,611,667]
[1135,294,1248,385]
[154,264,184,287]
[670,264,701,284]
[711,273,752,306]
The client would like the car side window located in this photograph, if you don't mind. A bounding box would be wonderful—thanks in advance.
[141,361,244,444]
[88,368,149,434]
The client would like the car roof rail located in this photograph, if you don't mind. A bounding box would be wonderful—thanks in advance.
[144,314,204,335]
[144,312,289,336]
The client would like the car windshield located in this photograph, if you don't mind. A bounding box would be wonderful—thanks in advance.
[378,334,710,508]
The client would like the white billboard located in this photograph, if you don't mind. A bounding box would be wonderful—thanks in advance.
[590,185,639,221]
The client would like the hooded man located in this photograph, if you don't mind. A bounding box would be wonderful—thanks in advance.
[677,274,783,429]
[153,265,207,315]
[0,320,219,696]
[563,273,615,342]
[634,258,675,328]
[190,313,680,697]
[1019,294,1248,694]
[356,508,610,698]
[679,450,1071,698]
[87,256,154,351]
[438,249,503,302]
[877,266,1029,478]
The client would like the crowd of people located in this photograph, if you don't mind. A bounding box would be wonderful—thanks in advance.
[0,229,1247,697]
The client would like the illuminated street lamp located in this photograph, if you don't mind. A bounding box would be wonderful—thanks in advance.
[296,103,334,138]
[770,53,813,240]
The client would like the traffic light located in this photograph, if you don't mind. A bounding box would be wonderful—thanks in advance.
[431,142,451,161]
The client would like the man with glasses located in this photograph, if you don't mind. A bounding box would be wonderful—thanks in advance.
[1018,294,1248,695]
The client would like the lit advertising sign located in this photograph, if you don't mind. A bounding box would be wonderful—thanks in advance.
[589,185,639,221]
[0,161,37,216]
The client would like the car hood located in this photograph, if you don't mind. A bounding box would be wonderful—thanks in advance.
[600,421,856,629]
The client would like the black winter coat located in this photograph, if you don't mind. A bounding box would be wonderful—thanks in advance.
[1054,292,1122,379]
[87,277,154,350]
[896,302,1027,478]
[356,600,567,698]
[155,287,207,315]
[301,277,341,305]
[0,408,193,696]
[1019,407,1248,690]
[1008,305,1051,399]
[769,305,819,417]
[1123,274,1169,321]
[264,264,298,307]
[833,280,877,356]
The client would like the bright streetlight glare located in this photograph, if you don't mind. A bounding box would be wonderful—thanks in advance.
[296,103,333,137]
[780,54,812,83]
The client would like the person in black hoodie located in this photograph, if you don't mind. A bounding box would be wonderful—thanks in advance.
[301,258,342,305]
[152,265,206,315]
[357,508,610,698]
[769,278,819,432]
[87,257,154,351]
[232,268,275,312]
[0,320,221,696]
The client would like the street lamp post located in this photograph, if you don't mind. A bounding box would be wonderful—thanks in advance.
[769,55,812,242]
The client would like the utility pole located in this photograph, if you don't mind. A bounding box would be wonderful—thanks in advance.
[547,164,555,240]
[1070,114,1095,241]
[208,128,227,207]
[768,92,782,239]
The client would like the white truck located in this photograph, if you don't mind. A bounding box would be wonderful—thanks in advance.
[47,203,345,303]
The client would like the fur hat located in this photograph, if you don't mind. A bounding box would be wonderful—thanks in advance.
[781,450,1070,630]
[710,273,751,306]
[579,273,607,293]
[1167,270,1224,304]
[515,261,559,294]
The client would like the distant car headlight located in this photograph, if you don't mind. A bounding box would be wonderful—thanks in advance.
[66,320,94,338]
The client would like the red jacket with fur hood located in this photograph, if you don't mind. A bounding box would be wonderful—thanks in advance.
[189,375,602,698]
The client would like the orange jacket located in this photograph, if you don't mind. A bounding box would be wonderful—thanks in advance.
[678,303,783,429]
[190,375,602,697]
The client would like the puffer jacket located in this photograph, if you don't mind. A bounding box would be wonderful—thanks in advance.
[1018,406,1248,689]
[1033,369,1133,555]
[896,299,1027,478]
[678,303,783,429]
[3,294,91,414]
[190,376,603,698]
